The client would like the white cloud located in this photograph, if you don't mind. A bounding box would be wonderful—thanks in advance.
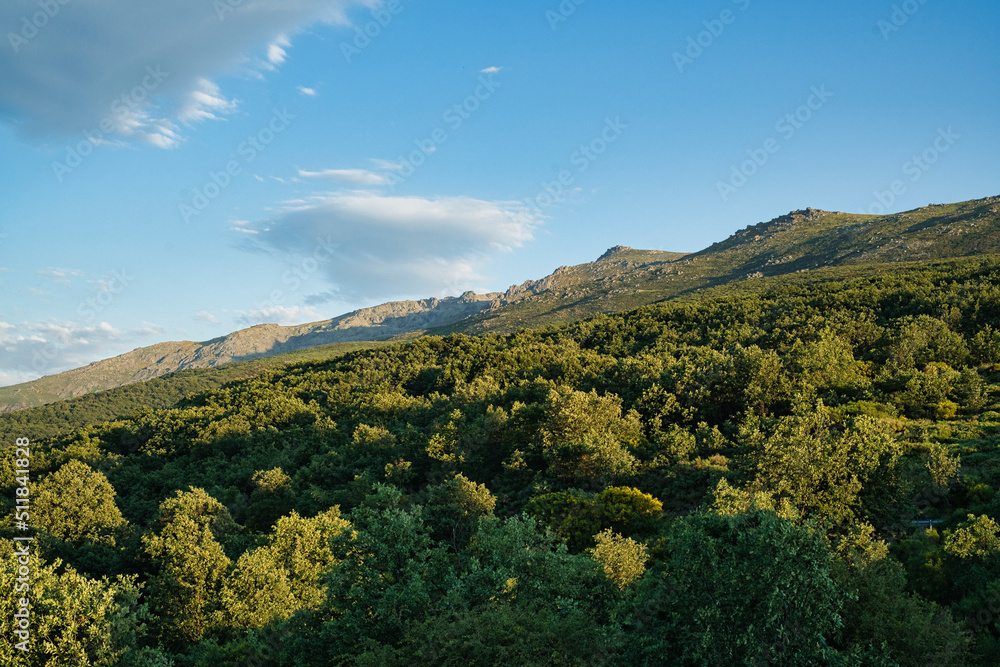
[0,320,127,384]
[194,310,221,325]
[0,318,168,386]
[0,369,37,387]
[266,35,292,67]
[480,66,503,74]
[0,0,369,146]
[177,79,239,125]
[238,192,541,301]
[297,86,318,97]
[297,168,390,186]
[234,305,323,326]
[37,267,83,285]
[369,158,405,171]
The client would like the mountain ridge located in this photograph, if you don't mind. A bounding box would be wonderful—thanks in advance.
[3,194,998,413]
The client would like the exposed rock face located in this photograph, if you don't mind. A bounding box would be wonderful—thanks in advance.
[598,245,634,260]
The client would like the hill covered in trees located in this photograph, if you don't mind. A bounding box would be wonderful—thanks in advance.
[4,254,1000,664]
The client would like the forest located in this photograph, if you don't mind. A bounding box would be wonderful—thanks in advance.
[4,256,1000,665]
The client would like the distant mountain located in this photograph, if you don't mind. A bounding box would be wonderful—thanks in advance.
[3,195,998,413]
[0,293,498,413]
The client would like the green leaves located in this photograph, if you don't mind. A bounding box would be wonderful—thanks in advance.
[944,514,1000,561]
[738,406,902,530]
[589,529,648,590]
[143,490,234,645]
[540,387,641,479]
[34,460,127,547]
[0,542,150,667]
[625,511,847,666]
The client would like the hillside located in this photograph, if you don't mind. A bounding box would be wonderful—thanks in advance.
[3,195,998,413]
[445,196,1000,334]
[5,256,1000,663]
[0,340,385,444]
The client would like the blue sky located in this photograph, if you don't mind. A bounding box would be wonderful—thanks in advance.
[1,0,997,385]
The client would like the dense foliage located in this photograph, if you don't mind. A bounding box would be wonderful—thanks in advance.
[0,341,384,444]
[5,257,1000,664]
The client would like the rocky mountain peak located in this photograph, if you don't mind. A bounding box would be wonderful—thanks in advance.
[598,245,633,261]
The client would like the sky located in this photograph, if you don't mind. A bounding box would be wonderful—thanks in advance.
[0,0,998,386]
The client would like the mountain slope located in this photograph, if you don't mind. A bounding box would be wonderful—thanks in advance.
[3,194,998,412]
[0,293,498,412]
[443,196,1000,335]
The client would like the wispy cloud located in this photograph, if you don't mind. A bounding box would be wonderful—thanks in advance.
[36,268,83,285]
[177,79,239,125]
[0,320,123,384]
[234,305,324,326]
[297,168,390,186]
[266,35,292,67]
[369,158,406,171]
[297,86,318,97]
[194,310,221,325]
[480,66,503,74]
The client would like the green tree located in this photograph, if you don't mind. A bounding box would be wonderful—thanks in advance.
[291,485,453,662]
[745,406,902,529]
[889,315,969,370]
[524,489,603,552]
[835,553,970,666]
[789,328,864,393]
[589,528,648,590]
[0,542,150,667]
[424,473,496,547]
[266,508,350,608]
[143,490,234,645]
[595,486,663,535]
[623,511,855,666]
[217,546,297,631]
[540,387,640,479]
[34,460,127,546]
[944,514,1000,560]
[247,467,294,531]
